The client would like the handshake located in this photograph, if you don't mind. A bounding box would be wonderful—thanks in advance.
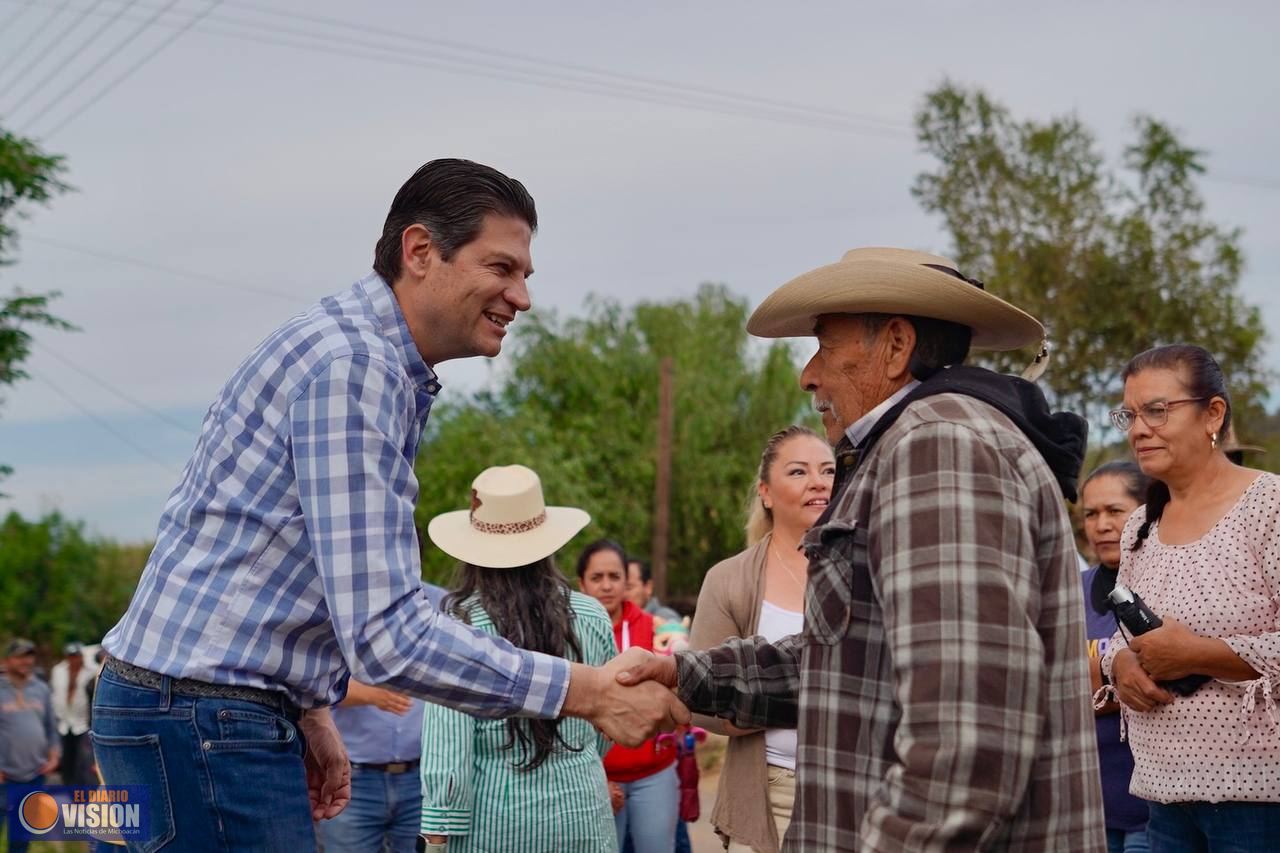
[562,648,690,748]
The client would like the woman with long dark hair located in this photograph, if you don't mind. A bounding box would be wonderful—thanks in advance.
[418,465,617,852]
[1098,345,1280,852]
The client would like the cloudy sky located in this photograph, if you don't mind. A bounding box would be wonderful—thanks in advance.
[1,0,1277,541]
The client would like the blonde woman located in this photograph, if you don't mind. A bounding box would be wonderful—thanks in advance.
[688,426,834,852]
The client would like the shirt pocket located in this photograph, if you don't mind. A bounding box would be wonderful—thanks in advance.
[801,520,865,646]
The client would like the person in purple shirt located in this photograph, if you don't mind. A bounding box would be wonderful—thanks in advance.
[317,584,445,853]
[1081,462,1151,853]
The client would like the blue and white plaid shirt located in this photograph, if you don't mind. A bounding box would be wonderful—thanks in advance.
[104,274,569,716]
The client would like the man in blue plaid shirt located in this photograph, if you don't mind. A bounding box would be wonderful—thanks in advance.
[93,159,686,852]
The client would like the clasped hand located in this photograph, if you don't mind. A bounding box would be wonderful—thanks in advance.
[565,648,687,748]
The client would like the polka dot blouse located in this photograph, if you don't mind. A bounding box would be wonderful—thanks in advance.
[1099,472,1280,804]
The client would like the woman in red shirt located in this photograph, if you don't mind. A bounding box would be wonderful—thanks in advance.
[578,539,677,853]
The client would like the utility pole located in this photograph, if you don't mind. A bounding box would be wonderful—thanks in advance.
[651,356,674,601]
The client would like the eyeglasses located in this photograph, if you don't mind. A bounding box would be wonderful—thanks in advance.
[1109,397,1208,431]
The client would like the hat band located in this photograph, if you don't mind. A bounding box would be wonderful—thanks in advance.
[469,510,547,535]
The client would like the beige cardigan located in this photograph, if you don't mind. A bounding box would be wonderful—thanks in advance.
[688,536,780,853]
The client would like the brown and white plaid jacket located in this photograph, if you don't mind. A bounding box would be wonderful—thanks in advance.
[677,393,1105,852]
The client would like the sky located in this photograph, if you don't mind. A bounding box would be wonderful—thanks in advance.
[1,0,1278,541]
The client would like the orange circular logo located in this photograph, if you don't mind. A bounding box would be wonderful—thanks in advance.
[18,791,60,834]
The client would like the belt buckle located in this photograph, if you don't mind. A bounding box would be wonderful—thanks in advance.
[384,762,409,774]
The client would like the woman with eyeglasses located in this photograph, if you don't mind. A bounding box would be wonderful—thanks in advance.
[1097,345,1280,852]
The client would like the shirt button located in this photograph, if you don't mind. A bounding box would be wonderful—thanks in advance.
[426,383,440,394]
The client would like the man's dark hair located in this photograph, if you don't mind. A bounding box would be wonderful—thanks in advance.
[372,158,538,283]
[627,558,652,584]
[854,313,972,380]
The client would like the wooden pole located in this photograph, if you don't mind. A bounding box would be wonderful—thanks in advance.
[651,356,674,601]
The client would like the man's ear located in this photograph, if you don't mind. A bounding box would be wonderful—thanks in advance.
[399,224,435,282]
[882,316,916,382]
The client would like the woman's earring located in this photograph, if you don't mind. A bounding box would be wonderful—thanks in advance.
[762,501,772,509]
[1211,432,1219,450]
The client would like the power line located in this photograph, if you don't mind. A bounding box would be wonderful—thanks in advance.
[3,0,1277,193]
[16,0,184,134]
[28,367,180,473]
[24,234,301,303]
[0,0,74,87]
[4,0,915,139]
[214,0,909,133]
[2,0,127,120]
[33,339,194,435]
[0,1,31,37]
[39,0,222,136]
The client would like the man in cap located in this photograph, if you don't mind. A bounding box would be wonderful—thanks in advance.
[621,248,1105,851]
[94,159,687,850]
[1,638,60,853]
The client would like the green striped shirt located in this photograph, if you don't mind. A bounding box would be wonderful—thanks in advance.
[420,590,618,852]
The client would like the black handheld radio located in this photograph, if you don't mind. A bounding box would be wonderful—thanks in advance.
[1107,583,1210,697]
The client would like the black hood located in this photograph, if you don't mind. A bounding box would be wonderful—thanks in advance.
[858,365,1089,502]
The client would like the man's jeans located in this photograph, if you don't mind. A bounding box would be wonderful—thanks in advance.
[91,667,314,852]
[1148,801,1280,853]
[1,774,46,853]
[316,764,421,853]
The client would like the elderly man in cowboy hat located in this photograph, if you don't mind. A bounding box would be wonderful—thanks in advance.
[621,248,1105,851]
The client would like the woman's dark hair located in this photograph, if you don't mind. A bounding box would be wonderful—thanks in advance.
[575,539,627,579]
[444,557,583,771]
[372,158,537,283]
[1122,345,1231,550]
[1081,461,1151,505]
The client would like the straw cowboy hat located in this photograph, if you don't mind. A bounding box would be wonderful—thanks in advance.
[747,247,1044,352]
[427,465,590,569]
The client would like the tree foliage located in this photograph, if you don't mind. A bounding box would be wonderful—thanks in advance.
[1,128,74,484]
[413,284,814,598]
[0,511,148,659]
[912,82,1269,438]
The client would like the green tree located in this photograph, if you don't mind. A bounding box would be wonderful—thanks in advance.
[413,284,813,598]
[0,511,145,657]
[912,82,1269,438]
[1,128,73,484]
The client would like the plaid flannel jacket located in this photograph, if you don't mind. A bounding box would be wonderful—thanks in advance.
[677,393,1104,851]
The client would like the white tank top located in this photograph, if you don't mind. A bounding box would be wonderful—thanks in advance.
[757,598,803,770]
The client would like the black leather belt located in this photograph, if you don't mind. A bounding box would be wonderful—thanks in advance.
[353,760,419,774]
[104,657,302,720]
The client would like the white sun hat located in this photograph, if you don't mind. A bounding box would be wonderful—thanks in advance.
[427,465,590,569]
[746,246,1044,351]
